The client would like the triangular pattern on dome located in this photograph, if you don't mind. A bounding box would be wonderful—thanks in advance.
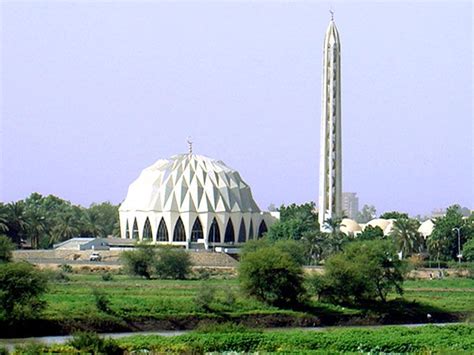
[120,154,263,214]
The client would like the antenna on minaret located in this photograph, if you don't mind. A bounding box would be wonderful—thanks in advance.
[329,9,334,21]
[186,136,193,155]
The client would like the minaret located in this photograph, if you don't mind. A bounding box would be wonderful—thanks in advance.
[318,12,342,231]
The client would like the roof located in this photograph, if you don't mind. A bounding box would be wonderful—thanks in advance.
[120,154,261,213]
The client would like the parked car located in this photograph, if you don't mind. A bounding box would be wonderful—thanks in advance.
[89,252,102,262]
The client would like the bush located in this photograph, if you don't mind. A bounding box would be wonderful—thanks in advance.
[195,283,217,312]
[120,244,157,279]
[67,331,122,354]
[238,244,305,308]
[45,270,70,282]
[92,288,112,314]
[0,235,14,263]
[312,240,406,304]
[101,271,114,281]
[0,262,48,321]
[59,263,73,273]
[155,247,192,279]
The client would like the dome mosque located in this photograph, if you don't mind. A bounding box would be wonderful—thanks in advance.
[119,153,277,248]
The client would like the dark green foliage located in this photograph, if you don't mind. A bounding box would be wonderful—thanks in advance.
[68,331,122,354]
[0,193,120,249]
[92,288,112,313]
[102,271,114,281]
[312,240,405,304]
[45,270,70,282]
[380,211,409,219]
[155,247,192,280]
[120,244,156,279]
[0,347,8,355]
[13,343,44,355]
[429,205,472,261]
[266,202,319,241]
[239,244,305,308]
[59,263,73,273]
[0,235,14,262]
[0,262,48,321]
[463,238,474,262]
[357,225,384,240]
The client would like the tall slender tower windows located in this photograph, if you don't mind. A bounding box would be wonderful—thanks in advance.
[319,16,342,231]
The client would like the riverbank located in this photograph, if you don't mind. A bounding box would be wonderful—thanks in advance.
[3,324,473,354]
[0,274,472,338]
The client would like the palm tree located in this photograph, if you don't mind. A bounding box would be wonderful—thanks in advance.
[323,217,346,255]
[50,213,80,245]
[0,204,9,232]
[26,212,47,249]
[5,202,30,245]
[390,218,421,258]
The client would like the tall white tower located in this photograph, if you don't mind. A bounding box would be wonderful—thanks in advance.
[318,14,342,230]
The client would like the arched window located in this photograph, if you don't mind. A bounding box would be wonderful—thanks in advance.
[208,218,221,243]
[173,217,186,242]
[248,220,254,240]
[156,218,168,242]
[238,218,246,243]
[132,218,139,239]
[143,217,152,240]
[191,217,203,242]
[258,220,267,239]
[125,220,130,239]
[224,219,235,243]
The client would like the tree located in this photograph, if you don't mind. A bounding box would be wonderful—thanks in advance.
[50,213,80,245]
[0,205,9,233]
[266,202,319,241]
[311,240,405,304]
[462,238,474,262]
[86,202,119,237]
[3,202,30,245]
[429,205,469,261]
[239,244,305,307]
[380,211,409,220]
[120,244,156,279]
[155,247,192,279]
[390,218,422,258]
[356,205,377,223]
[0,235,14,262]
[0,262,48,320]
[357,225,384,241]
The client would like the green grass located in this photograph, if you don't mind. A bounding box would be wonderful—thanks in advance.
[40,274,474,324]
[401,278,474,312]
[43,324,474,353]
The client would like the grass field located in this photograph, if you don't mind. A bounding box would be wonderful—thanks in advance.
[41,273,474,323]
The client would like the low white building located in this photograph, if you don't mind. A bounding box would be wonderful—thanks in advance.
[119,153,277,248]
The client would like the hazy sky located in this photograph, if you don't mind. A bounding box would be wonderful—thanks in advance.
[1,1,472,216]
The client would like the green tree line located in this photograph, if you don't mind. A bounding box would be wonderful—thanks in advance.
[0,193,119,249]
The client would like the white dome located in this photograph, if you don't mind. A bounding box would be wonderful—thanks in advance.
[340,218,362,235]
[120,154,261,214]
[418,219,435,238]
[366,218,391,232]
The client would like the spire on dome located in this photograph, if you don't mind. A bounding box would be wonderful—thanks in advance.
[186,136,193,155]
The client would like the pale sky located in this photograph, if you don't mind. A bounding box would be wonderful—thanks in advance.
[1,0,472,216]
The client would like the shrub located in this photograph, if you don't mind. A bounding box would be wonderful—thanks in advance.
[67,331,122,354]
[0,262,48,321]
[155,247,192,279]
[44,270,70,282]
[92,288,112,314]
[195,283,217,312]
[314,240,406,304]
[59,263,73,273]
[101,271,114,281]
[0,346,8,355]
[120,244,157,279]
[238,245,305,308]
[0,235,14,263]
